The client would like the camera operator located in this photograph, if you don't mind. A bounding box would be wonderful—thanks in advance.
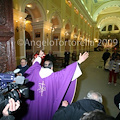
[1,98,20,120]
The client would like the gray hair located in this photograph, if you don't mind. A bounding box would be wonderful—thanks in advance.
[86,90,103,103]
[80,109,115,120]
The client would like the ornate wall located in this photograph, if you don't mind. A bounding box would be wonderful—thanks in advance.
[0,0,16,72]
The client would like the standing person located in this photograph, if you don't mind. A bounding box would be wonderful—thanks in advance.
[44,50,55,63]
[64,51,70,67]
[102,49,110,68]
[53,90,105,120]
[112,49,119,60]
[17,58,29,76]
[72,51,77,61]
[22,50,89,120]
[108,55,120,86]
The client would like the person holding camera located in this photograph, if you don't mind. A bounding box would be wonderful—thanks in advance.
[1,98,20,120]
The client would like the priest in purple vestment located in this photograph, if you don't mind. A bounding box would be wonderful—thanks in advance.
[22,50,89,120]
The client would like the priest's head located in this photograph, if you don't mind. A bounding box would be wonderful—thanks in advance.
[43,60,53,70]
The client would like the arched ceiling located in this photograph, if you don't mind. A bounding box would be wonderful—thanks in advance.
[74,0,120,30]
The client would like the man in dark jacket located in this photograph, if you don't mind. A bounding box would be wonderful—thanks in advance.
[44,51,55,64]
[64,51,70,67]
[102,49,110,67]
[17,58,29,76]
[52,90,105,120]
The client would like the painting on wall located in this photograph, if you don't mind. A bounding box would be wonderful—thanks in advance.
[53,36,59,40]
[35,32,40,38]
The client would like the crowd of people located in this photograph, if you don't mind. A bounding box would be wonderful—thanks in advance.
[0,49,120,120]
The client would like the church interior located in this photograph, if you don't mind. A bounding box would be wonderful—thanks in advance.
[0,0,120,119]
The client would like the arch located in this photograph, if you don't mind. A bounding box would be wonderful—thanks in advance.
[97,16,120,31]
[93,1,120,21]
[65,21,72,32]
[21,0,46,21]
[25,8,34,22]
[50,11,62,28]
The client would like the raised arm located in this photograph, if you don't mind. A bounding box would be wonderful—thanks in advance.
[32,50,45,65]
[77,52,89,64]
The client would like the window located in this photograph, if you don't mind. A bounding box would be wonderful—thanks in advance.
[108,25,112,31]
[102,26,106,31]
[114,25,119,30]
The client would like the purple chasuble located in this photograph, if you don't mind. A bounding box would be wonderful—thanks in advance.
[22,62,78,120]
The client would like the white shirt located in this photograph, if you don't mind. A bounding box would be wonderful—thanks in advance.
[33,57,82,81]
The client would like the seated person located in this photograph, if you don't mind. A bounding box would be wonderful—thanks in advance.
[17,58,29,76]
[53,90,105,120]
[1,98,20,120]
[80,109,115,120]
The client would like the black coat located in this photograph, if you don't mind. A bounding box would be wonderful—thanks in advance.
[102,52,110,61]
[52,99,105,120]
[17,65,29,75]
[44,54,55,63]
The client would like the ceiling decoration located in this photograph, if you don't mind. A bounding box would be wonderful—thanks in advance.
[79,0,120,22]
[93,0,111,3]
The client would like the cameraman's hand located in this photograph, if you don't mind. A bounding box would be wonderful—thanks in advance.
[2,98,20,116]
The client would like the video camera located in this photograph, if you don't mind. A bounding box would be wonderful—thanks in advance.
[0,72,29,115]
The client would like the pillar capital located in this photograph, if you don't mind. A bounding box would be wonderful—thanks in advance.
[31,21,53,30]
[13,9,27,21]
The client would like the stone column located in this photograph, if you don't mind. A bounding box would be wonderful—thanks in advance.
[13,9,27,64]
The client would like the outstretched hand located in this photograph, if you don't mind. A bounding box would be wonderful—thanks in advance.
[78,52,89,64]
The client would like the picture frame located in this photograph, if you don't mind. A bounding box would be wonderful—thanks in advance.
[35,32,40,38]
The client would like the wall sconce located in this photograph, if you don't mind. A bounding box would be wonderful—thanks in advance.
[84,18,87,23]
[80,14,83,19]
[47,10,49,14]
[50,26,56,33]
[74,7,79,15]
[94,38,98,43]
[15,18,26,32]
[73,34,77,39]
[65,0,72,8]
[65,31,69,37]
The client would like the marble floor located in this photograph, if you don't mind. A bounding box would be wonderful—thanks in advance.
[72,51,120,118]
